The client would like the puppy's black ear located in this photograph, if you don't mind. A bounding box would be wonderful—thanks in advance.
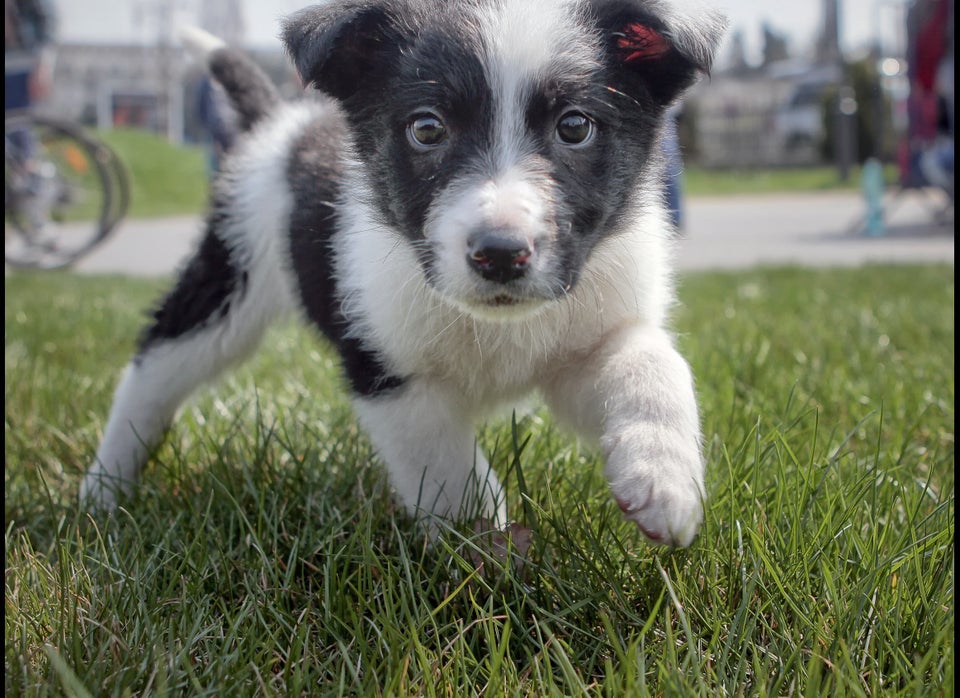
[590,0,727,105]
[281,2,399,101]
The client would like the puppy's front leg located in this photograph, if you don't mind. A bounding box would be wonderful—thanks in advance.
[544,324,704,546]
[352,380,507,531]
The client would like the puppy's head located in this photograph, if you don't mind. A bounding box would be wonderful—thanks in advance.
[283,0,725,319]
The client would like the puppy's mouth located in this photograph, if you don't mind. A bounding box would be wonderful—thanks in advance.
[459,291,549,319]
[486,294,524,307]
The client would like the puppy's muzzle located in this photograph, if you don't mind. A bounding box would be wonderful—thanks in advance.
[467,230,533,285]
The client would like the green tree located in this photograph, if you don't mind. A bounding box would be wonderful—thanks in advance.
[820,55,894,164]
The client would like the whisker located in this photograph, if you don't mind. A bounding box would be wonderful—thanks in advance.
[605,85,645,111]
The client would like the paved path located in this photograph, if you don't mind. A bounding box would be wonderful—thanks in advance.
[678,189,953,270]
[70,189,953,277]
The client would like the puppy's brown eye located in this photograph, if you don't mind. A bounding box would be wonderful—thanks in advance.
[408,113,448,148]
[556,111,595,146]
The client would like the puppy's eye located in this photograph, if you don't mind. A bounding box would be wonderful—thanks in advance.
[408,113,448,148]
[556,111,595,146]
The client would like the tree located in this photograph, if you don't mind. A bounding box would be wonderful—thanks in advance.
[819,56,894,164]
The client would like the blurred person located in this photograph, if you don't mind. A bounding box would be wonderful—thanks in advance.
[5,0,56,117]
[661,102,684,231]
[908,0,954,198]
[195,74,238,177]
[919,97,955,198]
[5,0,58,235]
[5,0,56,162]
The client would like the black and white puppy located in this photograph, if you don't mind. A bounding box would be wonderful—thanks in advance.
[81,0,725,547]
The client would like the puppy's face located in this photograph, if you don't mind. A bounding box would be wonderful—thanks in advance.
[284,0,724,319]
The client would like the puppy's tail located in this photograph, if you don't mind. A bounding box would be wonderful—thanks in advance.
[179,26,279,133]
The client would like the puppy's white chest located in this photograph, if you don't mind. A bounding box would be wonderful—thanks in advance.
[381,295,565,401]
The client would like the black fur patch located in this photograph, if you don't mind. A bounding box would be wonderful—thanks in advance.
[285,115,406,397]
[137,207,246,354]
[361,33,494,241]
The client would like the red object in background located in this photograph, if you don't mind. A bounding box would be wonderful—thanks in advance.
[914,0,950,91]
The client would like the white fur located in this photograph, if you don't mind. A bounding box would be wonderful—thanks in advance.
[178,25,226,57]
[326,128,702,545]
[82,1,710,547]
[424,165,560,313]
[353,381,508,530]
[477,0,599,171]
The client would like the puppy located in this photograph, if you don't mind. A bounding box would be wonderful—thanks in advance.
[81,0,725,547]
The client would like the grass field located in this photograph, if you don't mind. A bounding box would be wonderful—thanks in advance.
[99,128,209,219]
[4,265,954,696]
[683,164,901,197]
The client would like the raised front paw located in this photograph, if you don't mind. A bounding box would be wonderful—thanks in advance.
[602,431,705,547]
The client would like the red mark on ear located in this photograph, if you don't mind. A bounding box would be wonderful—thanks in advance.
[616,22,670,63]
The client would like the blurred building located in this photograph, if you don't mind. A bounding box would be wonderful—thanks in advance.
[41,0,293,141]
[44,42,300,142]
[689,62,843,168]
[816,0,843,64]
[46,43,177,133]
[683,0,901,168]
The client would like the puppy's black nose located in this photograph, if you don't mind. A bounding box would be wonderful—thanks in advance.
[467,233,533,284]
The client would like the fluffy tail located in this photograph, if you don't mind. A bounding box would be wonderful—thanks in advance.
[179,26,280,133]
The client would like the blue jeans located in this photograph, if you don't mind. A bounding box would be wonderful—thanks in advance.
[661,118,683,229]
[5,68,32,112]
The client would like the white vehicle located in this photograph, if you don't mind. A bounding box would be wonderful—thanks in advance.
[774,81,832,157]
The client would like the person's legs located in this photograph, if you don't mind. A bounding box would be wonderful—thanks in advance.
[5,69,36,158]
[661,118,684,230]
[5,68,32,112]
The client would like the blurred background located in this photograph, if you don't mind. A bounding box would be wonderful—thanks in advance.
[39,0,952,184]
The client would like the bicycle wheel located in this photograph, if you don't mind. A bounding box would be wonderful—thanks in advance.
[98,134,131,236]
[5,113,115,269]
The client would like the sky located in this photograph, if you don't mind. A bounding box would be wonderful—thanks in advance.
[53,0,906,66]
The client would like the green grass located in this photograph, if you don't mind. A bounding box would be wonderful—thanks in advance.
[5,265,954,696]
[98,128,209,219]
[683,164,901,197]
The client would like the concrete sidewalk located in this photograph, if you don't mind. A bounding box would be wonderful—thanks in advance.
[678,189,953,270]
[70,189,954,276]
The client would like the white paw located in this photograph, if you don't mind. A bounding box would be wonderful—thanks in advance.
[602,431,705,547]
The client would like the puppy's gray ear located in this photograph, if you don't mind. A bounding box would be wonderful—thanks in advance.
[589,0,727,105]
[281,2,399,100]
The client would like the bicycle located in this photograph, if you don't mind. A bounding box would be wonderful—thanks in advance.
[5,112,130,270]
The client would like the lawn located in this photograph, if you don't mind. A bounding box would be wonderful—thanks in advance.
[98,128,209,219]
[683,163,901,197]
[4,265,954,696]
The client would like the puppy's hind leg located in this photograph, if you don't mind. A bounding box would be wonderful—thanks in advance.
[81,229,286,511]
